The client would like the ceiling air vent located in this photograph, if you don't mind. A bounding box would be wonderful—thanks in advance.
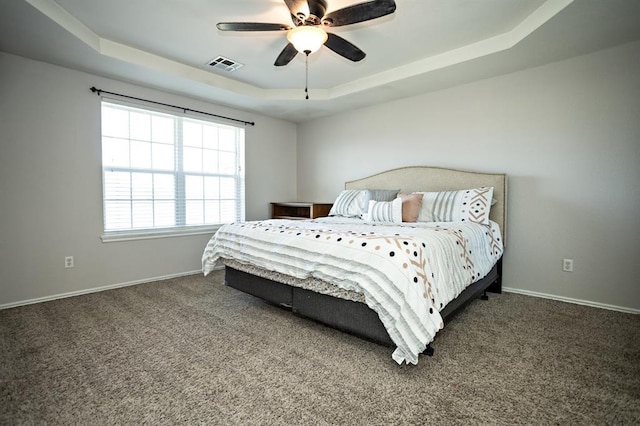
[207,56,243,73]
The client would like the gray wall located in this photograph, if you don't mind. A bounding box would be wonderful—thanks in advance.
[296,41,640,312]
[0,52,297,307]
[3,40,639,312]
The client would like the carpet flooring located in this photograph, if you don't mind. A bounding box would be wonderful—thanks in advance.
[1,270,639,425]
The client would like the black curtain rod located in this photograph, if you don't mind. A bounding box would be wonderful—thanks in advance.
[90,86,255,126]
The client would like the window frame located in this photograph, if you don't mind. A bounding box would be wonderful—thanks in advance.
[99,98,245,242]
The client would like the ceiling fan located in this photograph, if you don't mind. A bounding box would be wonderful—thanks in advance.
[216,0,397,66]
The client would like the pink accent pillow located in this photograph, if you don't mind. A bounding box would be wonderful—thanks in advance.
[398,193,423,222]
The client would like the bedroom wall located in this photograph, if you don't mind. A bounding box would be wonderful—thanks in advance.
[296,40,640,312]
[0,52,297,308]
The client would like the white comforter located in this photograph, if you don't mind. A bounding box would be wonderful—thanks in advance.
[202,217,503,364]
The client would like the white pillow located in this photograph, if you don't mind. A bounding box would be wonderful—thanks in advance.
[365,198,402,223]
[416,187,494,225]
[328,190,368,217]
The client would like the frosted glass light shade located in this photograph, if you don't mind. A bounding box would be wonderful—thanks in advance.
[287,26,328,54]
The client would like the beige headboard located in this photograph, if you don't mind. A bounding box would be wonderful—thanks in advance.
[345,166,507,246]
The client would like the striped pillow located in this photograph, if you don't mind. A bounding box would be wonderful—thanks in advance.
[416,187,494,225]
[328,190,368,217]
[366,198,402,223]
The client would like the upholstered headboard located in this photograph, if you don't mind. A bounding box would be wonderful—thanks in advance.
[345,166,507,245]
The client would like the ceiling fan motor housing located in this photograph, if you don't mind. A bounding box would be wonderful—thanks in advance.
[293,0,328,26]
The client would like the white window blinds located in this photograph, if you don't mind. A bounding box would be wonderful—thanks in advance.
[100,100,245,239]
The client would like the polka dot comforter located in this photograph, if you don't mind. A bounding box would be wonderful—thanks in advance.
[202,217,503,365]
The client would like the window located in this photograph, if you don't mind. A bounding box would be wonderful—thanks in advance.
[100,100,245,240]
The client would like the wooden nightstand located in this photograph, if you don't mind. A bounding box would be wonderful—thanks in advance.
[270,202,333,220]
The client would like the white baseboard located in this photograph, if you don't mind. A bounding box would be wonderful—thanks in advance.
[503,287,639,314]
[0,270,203,311]
[3,273,637,315]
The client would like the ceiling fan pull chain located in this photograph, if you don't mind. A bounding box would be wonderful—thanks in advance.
[305,51,309,100]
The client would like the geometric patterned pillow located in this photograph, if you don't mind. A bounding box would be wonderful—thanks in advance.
[328,190,368,218]
[416,187,494,225]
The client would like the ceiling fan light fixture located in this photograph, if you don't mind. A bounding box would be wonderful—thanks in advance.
[287,26,328,54]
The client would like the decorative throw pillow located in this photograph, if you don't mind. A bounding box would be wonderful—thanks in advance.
[366,198,402,223]
[416,187,494,225]
[397,193,423,222]
[328,190,368,217]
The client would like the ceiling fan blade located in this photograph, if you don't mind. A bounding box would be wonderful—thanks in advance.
[274,43,299,66]
[324,33,366,62]
[284,0,310,20]
[216,22,291,32]
[322,0,396,27]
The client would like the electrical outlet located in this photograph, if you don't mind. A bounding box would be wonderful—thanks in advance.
[562,258,573,272]
[64,256,74,269]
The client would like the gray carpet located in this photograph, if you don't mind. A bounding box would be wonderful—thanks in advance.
[1,271,639,425]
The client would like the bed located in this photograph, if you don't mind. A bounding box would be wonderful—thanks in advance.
[202,166,507,364]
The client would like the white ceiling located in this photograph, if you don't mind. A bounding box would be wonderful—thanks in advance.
[2,0,640,123]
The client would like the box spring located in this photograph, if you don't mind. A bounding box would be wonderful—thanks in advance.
[224,260,501,348]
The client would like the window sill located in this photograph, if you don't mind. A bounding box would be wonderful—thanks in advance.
[101,225,221,243]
